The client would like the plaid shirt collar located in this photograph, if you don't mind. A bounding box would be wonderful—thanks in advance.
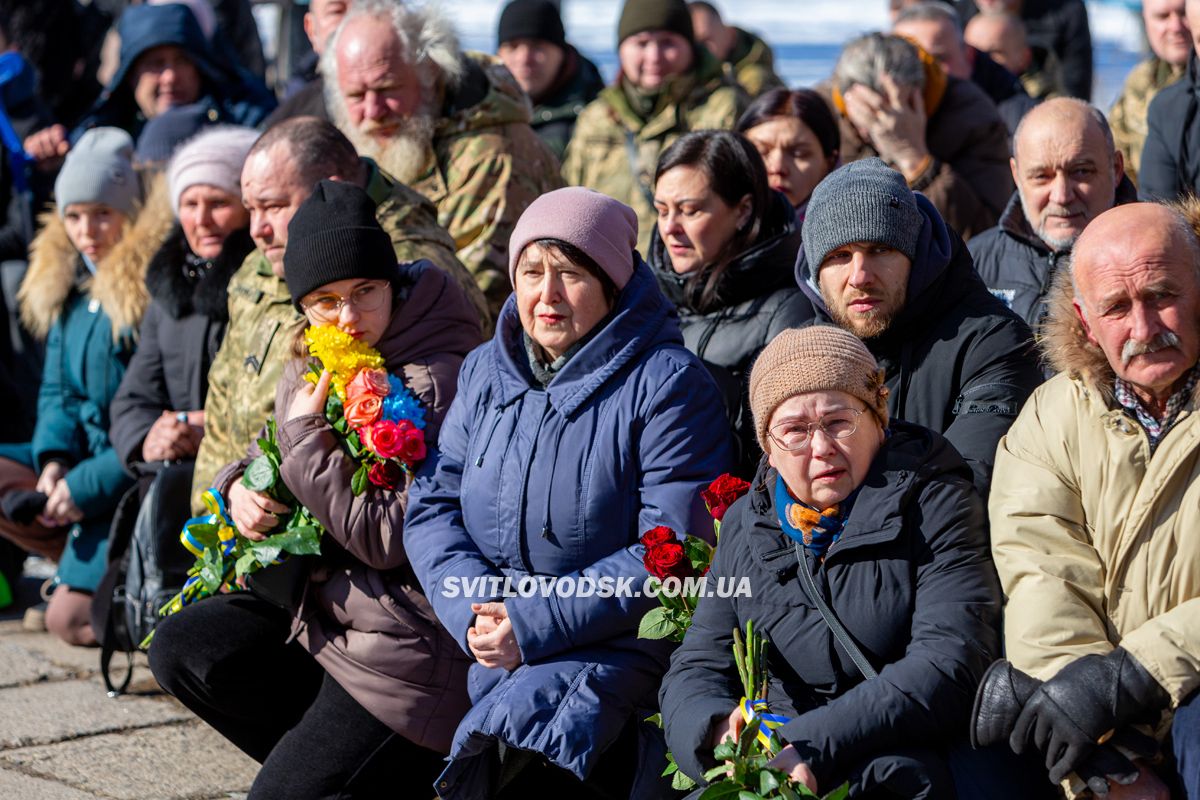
[1114,365,1200,450]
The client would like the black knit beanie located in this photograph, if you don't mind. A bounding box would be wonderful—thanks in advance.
[617,0,694,45]
[498,0,567,49]
[284,180,397,310]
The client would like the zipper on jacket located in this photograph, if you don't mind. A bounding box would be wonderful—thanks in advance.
[539,420,569,541]
[474,410,505,467]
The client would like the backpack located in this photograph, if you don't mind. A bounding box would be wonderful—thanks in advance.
[91,461,196,695]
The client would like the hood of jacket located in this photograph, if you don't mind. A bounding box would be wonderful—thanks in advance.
[996,175,1140,255]
[375,259,484,367]
[651,190,802,313]
[145,224,253,322]
[103,4,225,112]
[436,52,534,138]
[535,47,605,120]
[488,257,682,415]
[19,171,174,340]
[795,191,984,354]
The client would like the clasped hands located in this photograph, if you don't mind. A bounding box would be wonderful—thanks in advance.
[35,461,81,527]
[142,409,206,462]
[468,601,522,672]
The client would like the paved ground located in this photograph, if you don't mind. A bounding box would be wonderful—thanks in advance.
[0,567,259,799]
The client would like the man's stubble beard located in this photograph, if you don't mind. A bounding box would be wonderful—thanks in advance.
[825,285,908,340]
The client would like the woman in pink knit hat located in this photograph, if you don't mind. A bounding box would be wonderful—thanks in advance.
[404,186,736,798]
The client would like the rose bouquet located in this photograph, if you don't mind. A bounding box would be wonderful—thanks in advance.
[147,327,427,643]
[637,474,751,642]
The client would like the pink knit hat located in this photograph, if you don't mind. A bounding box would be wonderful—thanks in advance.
[508,187,638,289]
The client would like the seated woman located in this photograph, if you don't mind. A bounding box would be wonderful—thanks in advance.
[109,126,258,491]
[404,187,735,799]
[0,129,156,645]
[660,325,1006,798]
[148,181,484,797]
[650,129,811,475]
[735,87,840,227]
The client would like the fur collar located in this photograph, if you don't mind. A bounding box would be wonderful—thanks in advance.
[145,224,253,322]
[18,172,175,340]
[1040,195,1200,406]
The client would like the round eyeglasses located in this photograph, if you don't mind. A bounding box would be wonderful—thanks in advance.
[301,282,390,323]
[768,408,865,452]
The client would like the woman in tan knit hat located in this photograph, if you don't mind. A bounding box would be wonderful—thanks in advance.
[660,324,1027,798]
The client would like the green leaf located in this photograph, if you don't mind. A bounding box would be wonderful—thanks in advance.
[821,783,850,800]
[265,525,323,556]
[637,607,674,640]
[713,740,737,762]
[198,548,224,593]
[738,792,762,800]
[645,712,662,728]
[697,783,744,800]
[242,454,278,494]
[235,551,259,578]
[351,463,368,496]
[671,770,697,791]
[758,770,780,795]
[684,535,714,571]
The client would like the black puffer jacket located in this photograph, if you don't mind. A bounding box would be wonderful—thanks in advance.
[969,175,1138,330]
[108,225,253,474]
[660,422,1002,791]
[651,190,809,475]
[1141,52,1200,203]
[794,194,1042,497]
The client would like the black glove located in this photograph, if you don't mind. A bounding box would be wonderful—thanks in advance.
[1074,728,1160,796]
[1010,648,1170,784]
[0,490,47,525]
[971,659,1041,748]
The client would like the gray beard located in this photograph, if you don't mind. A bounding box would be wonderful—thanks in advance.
[343,115,436,186]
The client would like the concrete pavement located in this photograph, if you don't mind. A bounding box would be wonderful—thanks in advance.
[0,570,259,799]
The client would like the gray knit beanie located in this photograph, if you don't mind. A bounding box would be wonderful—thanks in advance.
[55,127,141,218]
[802,158,923,276]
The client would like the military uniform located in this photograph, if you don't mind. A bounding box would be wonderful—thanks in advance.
[190,163,489,512]
[562,49,744,254]
[411,53,563,318]
[725,27,784,99]
[1110,56,1184,188]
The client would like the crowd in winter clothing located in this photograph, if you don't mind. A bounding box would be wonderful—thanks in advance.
[0,0,1197,798]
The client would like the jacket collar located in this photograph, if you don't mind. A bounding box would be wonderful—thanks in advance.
[997,175,1140,254]
[488,258,681,415]
[145,224,253,321]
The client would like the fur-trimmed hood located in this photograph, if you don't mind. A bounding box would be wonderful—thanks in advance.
[1040,196,1200,405]
[18,172,175,340]
[145,224,253,322]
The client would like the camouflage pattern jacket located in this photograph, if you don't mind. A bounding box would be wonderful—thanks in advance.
[411,52,563,318]
[1110,56,1184,188]
[190,163,489,512]
[726,28,785,99]
[562,49,745,254]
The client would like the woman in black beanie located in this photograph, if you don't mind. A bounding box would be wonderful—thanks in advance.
[148,181,484,799]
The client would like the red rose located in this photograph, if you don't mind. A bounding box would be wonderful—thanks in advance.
[640,525,676,548]
[701,473,752,521]
[367,459,403,490]
[395,420,427,465]
[643,541,693,581]
[362,420,405,459]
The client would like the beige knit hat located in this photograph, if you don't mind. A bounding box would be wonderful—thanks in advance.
[749,325,890,452]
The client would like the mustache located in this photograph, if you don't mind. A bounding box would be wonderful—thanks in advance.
[1121,332,1181,365]
[1041,204,1084,219]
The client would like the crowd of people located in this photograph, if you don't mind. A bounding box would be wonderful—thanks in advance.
[0,0,1196,797]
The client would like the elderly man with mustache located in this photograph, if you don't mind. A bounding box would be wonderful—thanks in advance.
[969,97,1138,331]
[974,201,1200,800]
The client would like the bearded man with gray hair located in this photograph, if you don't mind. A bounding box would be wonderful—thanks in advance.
[969,97,1137,329]
[974,201,1200,800]
[824,32,1012,239]
[324,0,562,316]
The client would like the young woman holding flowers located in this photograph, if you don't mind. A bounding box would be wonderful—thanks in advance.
[148,181,483,798]
[0,128,162,646]
[403,187,735,799]
[659,326,1048,799]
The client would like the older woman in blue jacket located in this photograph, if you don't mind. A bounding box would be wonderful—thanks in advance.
[404,187,735,799]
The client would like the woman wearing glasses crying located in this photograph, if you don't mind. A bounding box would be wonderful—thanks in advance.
[149,181,483,798]
[659,324,1014,799]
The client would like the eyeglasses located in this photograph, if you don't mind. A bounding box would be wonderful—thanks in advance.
[768,408,865,452]
[301,282,390,323]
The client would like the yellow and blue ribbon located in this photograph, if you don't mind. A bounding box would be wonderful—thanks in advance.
[181,488,239,559]
[740,696,790,752]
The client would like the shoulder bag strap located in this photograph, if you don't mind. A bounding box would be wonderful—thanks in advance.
[794,542,879,681]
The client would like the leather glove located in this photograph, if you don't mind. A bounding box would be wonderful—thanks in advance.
[1010,648,1170,784]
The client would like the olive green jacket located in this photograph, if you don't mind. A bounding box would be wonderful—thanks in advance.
[1110,56,1184,188]
[562,50,745,254]
[190,164,488,513]
[726,28,784,99]
[410,52,563,318]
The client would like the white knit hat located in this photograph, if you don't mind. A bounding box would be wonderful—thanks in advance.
[167,125,260,215]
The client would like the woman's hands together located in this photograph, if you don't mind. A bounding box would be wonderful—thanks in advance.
[35,462,81,527]
[468,601,522,671]
[767,745,819,793]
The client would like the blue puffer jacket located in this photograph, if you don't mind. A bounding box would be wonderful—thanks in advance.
[405,259,735,799]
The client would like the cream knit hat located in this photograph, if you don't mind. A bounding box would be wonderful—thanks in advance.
[749,325,890,451]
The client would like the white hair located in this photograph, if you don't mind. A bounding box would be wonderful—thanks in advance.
[834,33,926,95]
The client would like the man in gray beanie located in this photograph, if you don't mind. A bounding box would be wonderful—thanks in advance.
[794,157,1043,496]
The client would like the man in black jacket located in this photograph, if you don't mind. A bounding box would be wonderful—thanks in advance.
[969,97,1135,329]
[795,157,1043,496]
[1141,0,1200,202]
